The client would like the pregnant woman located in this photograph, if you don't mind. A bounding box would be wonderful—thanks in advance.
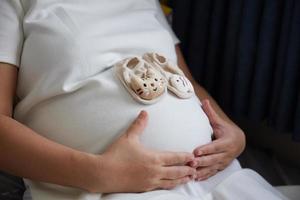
[0,0,288,199]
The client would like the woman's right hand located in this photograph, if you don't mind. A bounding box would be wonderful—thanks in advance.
[90,111,196,193]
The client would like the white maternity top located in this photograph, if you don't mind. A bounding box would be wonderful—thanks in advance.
[0,0,264,200]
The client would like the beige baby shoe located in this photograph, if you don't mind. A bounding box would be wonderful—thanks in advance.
[115,56,167,104]
[143,52,194,99]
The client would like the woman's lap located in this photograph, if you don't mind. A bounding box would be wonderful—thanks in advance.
[102,169,288,200]
[102,160,242,200]
[22,160,288,200]
[102,161,288,200]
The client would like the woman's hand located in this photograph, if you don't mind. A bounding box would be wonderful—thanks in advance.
[92,111,196,193]
[190,100,245,181]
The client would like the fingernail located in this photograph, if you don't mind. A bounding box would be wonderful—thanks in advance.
[190,161,196,167]
[196,177,203,181]
[139,110,147,117]
[196,150,202,156]
[186,161,193,166]
[187,157,193,163]
[206,100,211,106]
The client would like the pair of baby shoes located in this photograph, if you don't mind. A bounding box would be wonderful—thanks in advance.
[115,52,194,104]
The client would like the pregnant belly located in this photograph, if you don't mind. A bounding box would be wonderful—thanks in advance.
[24,68,213,154]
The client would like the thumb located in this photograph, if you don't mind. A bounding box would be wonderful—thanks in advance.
[201,100,221,126]
[126,110,148,139]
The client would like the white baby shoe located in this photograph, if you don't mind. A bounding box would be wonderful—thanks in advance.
[143,52,194,99]
[115,56,167,104]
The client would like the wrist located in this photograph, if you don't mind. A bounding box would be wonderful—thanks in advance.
[81,153,115,193]
[70,151,101,192]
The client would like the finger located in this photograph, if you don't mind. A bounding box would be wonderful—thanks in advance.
[190,153,225,167]
[159,151,194,166]
[125,110,148,138]
[159,176,191,190]
[161,166,196,180]
[201,99,222,126]
[193,140,227,156]
[195,166,218,180]
[196,168,218,181]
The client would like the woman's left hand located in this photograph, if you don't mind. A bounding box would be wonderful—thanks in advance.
[189,100,246,181]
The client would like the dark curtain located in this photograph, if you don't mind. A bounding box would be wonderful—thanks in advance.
[171,0,300,141]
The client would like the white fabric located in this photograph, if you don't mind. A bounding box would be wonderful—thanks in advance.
[103,169,290,200]
[0,1,289,200]
[0,0,24,66]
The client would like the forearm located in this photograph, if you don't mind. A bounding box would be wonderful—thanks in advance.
[0,114,98,191]
[175,45,235,125]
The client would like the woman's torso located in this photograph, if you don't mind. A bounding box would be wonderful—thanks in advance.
[15,0,213,154]
[14,0,217,199]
